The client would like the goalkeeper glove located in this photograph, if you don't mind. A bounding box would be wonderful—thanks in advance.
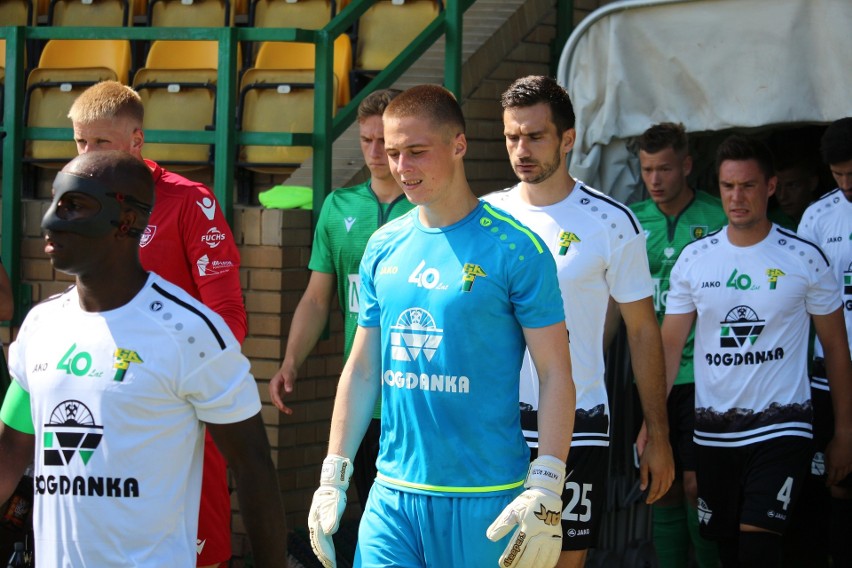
[308,454,353,568]
[486,455,566,568]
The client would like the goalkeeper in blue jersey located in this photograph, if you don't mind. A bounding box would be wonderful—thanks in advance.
[307,84,576,568]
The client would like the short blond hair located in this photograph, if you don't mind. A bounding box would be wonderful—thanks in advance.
[68,81,144,125]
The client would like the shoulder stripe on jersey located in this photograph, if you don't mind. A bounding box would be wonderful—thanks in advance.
[577,185,641,234]
[41,285,74,304]
[152,282,226,350]
[482,203,545,253]
[775,227,830,266]
[812,187,842,204]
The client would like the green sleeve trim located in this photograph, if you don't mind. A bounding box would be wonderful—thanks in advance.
[482,203,545,254]
[0,381,35,435]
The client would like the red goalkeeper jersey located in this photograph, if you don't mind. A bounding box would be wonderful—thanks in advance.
[139,160,246,343]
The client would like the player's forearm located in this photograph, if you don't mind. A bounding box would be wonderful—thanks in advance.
[327,366,380,459]
[228,446,288,565]
[825,348,852,434]
[813,310,852,433]
[660,313,693,398]
[0,265,13,321]
[282,295,332,372]
[536,370,575,461]
[0,425,34,504]
[628,322,669,439]
[327,327,382,459]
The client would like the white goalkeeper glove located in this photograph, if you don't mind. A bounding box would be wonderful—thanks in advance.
[486,455,566,568]
[308,454,353,568]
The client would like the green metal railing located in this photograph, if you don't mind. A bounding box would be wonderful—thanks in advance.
[0,0,475,324]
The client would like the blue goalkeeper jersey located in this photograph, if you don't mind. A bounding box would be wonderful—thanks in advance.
[358,201,565,496]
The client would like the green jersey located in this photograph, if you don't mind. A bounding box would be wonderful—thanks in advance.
[630,190,727,385]
[311,181,414,359]
[310,182,414,418]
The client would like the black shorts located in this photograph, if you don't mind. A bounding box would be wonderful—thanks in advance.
[668,383,698,474]
[695,436,812,540]
[532,444,608,551]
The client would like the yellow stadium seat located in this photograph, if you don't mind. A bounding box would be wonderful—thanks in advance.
[24,40,131,166]
[237,69,338,174]
[132,40,238,171]
[148,0,233,26]
[252,33,351,107]
[249,0,332,30]
[355,0,439,72]
[48,0,129,26]
[0,0,34,25]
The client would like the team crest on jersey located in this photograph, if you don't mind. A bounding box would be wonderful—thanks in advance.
[38,400,141,498]
[845,263,852,297]
[43,400,103,466]
[766,268,785,290]
[462,263,486,292]
[690,225,708,240]
[697,498,713,525]
[113,348,143,382]
[390,308,443,362]
[720,305,765,348]
[140,225,156,248]
[557,231,581,255]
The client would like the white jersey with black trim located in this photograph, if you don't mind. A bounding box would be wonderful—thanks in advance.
[484,181,654,448]
[666,225,840,447]
[6,273,261,567]
[797,188,852,390]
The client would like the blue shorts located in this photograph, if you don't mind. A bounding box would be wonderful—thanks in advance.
[354,482,520,568]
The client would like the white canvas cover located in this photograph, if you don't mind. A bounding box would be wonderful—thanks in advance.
[558,0,852,203]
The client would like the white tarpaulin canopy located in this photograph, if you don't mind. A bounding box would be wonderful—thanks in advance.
[558,0,852,203]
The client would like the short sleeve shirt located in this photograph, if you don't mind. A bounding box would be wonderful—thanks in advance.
[0,274,261,566]
[666,225,839,447]
[358,202,564,495]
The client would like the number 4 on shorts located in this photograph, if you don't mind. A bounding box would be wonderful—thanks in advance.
[776,477,793,511]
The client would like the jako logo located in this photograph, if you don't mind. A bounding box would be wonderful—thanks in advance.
[390,308,443,362]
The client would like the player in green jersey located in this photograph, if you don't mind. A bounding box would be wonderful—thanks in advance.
[269,89,414,507]
[630,123,727,568]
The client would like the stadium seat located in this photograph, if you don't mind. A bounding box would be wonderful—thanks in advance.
[48,0,129,26]
[237,34,347,174]
[353,0,439,87]
[0,0,34,25]
[252,33,350,107]
[237,68,338,174]
[132,39,238,170]
[148,0,233,27]
[24,39,131,166]
[249,0,333,30]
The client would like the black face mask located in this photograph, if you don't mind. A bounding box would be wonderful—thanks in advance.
[42,171,151,238]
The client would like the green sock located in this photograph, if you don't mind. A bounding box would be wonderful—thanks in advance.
[653,504,690,568]
[687,503,720,568]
